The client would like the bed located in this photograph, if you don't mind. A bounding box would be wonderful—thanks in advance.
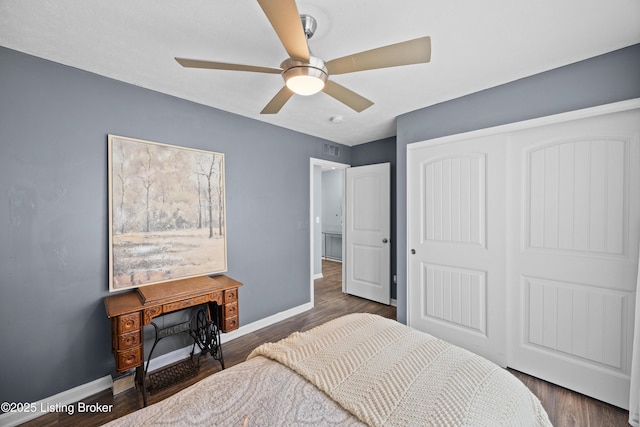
[104,313,551,426]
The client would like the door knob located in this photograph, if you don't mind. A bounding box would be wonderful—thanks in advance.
[411,249,416,254]
[382,238,388,243]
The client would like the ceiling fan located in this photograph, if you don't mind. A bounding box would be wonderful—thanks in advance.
[175,0,431,114]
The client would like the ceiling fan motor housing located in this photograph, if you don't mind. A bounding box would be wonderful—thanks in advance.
[300,14,317,39]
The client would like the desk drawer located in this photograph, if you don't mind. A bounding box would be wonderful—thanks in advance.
[223,315,238,332]
[163,295,209,313]
[117,331,141,350]
[223,288,237,303]
[116,347,142,371]
[117,313,141,334]
[224,301,238,318]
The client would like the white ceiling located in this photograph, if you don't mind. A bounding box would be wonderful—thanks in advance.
[1,1,639,146]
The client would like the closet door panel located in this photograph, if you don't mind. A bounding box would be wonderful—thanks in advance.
[508,108,640,409]
[408,134,507,366]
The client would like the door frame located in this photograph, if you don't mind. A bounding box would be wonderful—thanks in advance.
[309,158,350,306]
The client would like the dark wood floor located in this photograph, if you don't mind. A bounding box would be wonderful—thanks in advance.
[23,260,629,426]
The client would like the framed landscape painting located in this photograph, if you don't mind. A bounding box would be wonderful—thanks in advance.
[108,135,227,292]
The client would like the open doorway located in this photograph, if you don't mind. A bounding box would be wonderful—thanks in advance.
[309,158,349,306]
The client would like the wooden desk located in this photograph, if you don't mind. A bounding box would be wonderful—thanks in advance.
[104,274,241,382]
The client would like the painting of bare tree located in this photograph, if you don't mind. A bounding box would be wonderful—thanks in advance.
[108,135,226,291]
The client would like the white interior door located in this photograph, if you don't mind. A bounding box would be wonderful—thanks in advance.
[345,163,391,304]
[507,109,640,409]
[407,135,508,366]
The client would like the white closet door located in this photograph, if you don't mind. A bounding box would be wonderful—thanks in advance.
[408,134,508,366]
[507,109,640,409]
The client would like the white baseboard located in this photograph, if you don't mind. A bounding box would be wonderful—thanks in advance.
[391,298,397,307]
[0,301,313,427]
[220,301,313,342]
[312,273,323,280]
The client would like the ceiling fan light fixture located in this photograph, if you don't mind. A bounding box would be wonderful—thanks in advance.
[281,57,328,96]
[284,68,327,95]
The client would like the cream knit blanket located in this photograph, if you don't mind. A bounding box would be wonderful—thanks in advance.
[248,313,551,427]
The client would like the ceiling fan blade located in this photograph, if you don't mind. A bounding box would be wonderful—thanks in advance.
[260,86,294,114]
[257,0,310,62]
[175,58,282,74]
[325,36,431,75]
[322,80,374,113]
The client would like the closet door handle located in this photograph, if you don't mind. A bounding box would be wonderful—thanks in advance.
[382,238,389,243]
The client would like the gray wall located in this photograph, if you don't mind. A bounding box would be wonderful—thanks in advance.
[395,43,640,323]
[0,46,351,404]
[351,137,397,298]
